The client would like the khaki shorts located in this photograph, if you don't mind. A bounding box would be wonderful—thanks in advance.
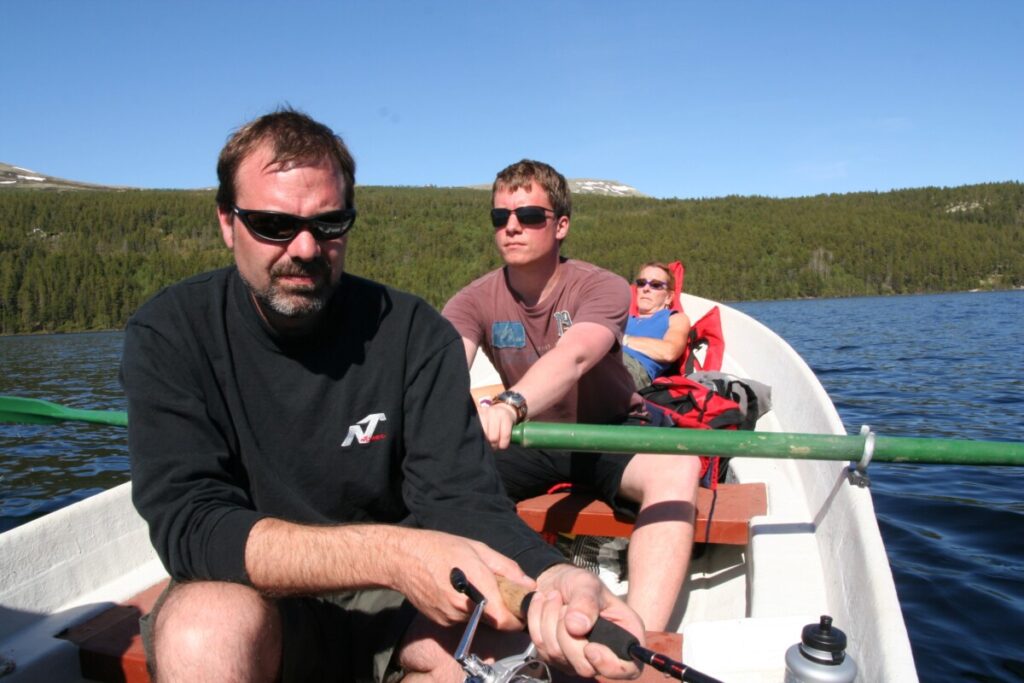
[623,353,654,390]
[141,581,414,683]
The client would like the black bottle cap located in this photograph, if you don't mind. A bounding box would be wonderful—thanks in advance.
[801,615,848,663]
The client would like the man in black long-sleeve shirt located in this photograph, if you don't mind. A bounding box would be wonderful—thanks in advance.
[121,109,643,682]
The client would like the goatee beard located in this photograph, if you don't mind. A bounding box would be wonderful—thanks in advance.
[246,261,336,320]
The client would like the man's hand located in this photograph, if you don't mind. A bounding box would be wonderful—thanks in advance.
[246,521,535,632]
[477,401,518,450]
[526,564,645,679]
[385,529,534,631]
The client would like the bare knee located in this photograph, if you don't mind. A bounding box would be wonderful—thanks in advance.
[395,615,464,682]
[622,454,701,505]
[152,581,281,682]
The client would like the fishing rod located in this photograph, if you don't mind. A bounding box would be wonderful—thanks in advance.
[4,395,1020,467]
[450,568,723,683]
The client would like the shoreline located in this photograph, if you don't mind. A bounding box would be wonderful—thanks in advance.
[3,286,1021,339]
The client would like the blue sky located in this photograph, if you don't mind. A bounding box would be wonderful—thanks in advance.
[2,1,1021,199]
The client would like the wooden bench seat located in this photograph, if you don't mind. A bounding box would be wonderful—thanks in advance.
[60,580,166,683]
[63,577,683,683]
[517,482,766,546]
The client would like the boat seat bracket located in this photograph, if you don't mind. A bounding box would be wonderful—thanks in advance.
[847,425,874,488]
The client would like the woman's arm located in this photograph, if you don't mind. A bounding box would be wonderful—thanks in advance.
[624,311,691,364]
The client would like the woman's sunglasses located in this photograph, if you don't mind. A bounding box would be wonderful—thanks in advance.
[232,206,357,242]
[490,206,555,229]
[635,278,669,290]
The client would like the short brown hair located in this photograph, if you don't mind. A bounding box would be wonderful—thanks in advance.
[636,261,675,291]
[492,159,571,219]
[215,108,356,209]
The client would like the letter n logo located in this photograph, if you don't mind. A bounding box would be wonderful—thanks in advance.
[341,413,388,447]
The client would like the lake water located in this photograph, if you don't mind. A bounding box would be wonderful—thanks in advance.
[1,290,1022,681]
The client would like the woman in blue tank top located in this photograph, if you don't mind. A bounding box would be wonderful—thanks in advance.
[622,262,692,389]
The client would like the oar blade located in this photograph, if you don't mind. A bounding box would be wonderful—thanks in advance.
[0,396,128,427]
[0,409,66,425]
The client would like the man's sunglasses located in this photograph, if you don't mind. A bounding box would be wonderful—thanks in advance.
[635,278,669,291]
[232,206,357,242]
[490,206,555,229]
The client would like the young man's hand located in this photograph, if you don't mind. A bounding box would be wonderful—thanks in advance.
[477,401,518,450]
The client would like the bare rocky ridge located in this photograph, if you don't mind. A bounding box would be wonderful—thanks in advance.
[0,162,124,191]
[465,178,647,197]
[567,179,647,197]
[1,161,646,196]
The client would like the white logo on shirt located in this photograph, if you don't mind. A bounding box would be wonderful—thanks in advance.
[341,413,388,447]
[553,310,573,336]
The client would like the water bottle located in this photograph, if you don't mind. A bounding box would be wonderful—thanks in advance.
[784,615,858,682]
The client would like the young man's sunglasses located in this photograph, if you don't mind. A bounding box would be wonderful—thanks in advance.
[490,206,555,229]
[635,278,669,290]
[232,206,357,242]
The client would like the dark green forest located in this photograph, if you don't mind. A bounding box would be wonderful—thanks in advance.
[0,182,1021,335]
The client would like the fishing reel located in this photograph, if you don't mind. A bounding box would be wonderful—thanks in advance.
[459,647,550,683]
[450,569,550,683]
[449,567,723,683]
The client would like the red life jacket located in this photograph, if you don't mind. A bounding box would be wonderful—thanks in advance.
[680,306,725,375]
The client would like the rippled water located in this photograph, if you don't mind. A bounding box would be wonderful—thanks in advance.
[1,291,1022,680]
[0,332,128,530]
[735,290,1024,682]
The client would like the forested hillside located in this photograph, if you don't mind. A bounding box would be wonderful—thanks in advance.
[0,182,1020,334]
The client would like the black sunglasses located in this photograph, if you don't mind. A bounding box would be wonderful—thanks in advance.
[635,278,669,291]
[232,206,357,242]
[490,206,555,228]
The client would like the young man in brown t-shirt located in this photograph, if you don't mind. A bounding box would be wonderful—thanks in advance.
[443,159,701,631]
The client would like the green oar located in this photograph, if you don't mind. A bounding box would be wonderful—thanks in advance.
[511,422,1024,467]
[2,395,1021,467]
[0,396,127,427]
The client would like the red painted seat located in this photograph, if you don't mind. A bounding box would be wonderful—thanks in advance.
[517,482,766,545]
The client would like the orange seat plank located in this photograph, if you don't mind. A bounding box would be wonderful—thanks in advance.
[61,579,167,683]
[516,482,766,545]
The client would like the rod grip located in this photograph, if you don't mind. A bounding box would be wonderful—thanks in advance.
[495,576,638,661]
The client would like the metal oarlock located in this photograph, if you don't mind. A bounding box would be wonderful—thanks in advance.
[847,425,875,488]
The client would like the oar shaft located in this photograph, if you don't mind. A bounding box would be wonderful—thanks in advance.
[511,422,1024,467]
[4,395,1021,466]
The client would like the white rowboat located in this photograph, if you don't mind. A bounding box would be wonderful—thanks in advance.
[0,292,917,681]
